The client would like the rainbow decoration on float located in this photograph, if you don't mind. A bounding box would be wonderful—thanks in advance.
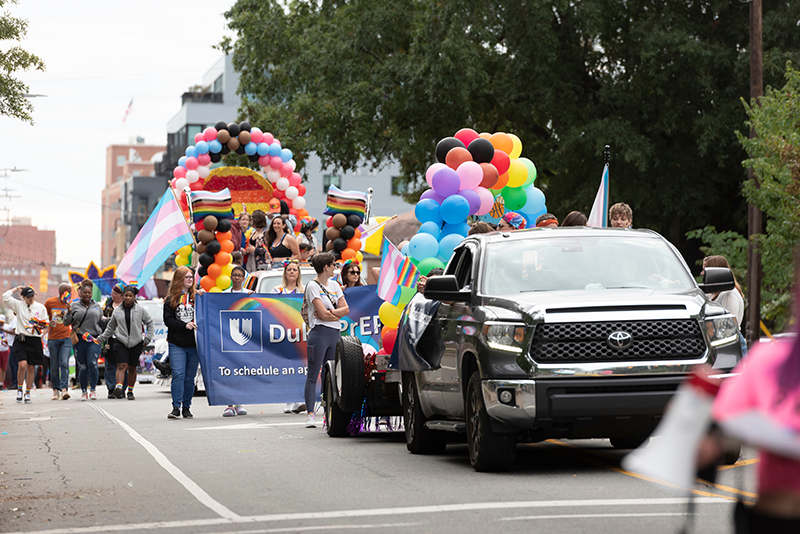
[323,185,367,218]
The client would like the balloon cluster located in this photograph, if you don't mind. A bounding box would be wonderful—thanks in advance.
[195,215,235,292]
[174,245,193,267]
[324,213,364,262]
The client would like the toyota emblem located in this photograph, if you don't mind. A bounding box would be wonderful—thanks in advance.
[607,331,633,350]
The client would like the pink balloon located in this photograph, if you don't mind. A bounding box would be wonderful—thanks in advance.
[425,163,448,187]
[185,157,199,170]
[263,132,274,145]
[173,166,187,179]
[170,178,177,188]
[203,127,218,141]
[250,128,263,144]
[194,132,205,144]
[457,161,483,191]
[289,172,302,186]
[269,157,282,170]
[475,187,495,216]
[259,154,271,167]
[455,128,480,148]
[197,154,211,166]
[280,163,293,177]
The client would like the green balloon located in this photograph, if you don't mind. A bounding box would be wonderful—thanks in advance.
[418,257,445,276]
[502,186,528,211]
[519,157,537,187]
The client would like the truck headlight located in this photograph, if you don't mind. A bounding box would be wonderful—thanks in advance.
[482,323,526,353]
[704,315,739,347]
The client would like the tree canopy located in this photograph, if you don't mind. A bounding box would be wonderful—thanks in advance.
[0,0,45,123]
[222,0,800,256]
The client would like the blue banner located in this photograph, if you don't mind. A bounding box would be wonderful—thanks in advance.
[195,285,383,406]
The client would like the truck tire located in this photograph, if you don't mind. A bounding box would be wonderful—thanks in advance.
[466,371,516,472]
[610,436,650,450]
[335,336,365,412]
[723,443,742,465]
[403,372,447,454]
[325,370,351,437]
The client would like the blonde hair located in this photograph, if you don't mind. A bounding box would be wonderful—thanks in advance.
[279,262,304,292]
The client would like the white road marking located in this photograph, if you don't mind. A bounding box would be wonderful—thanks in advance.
[502,512,687,521]
[86,403,240,520]
[188,422,308,430]
[202,523,423,533]
[7,497,730,534]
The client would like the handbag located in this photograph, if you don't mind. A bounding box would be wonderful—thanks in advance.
[70,306,89,345]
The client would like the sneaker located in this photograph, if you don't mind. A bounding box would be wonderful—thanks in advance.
[61,390,70,401]
[291,403,307,414]
[127,391,135,401]
[113,387,124,399]
[305,413,316,428]
[81,392,88,401]
[107,390,115,399]
[284,403,293,414]
[235,405,247,416]
[167,407,181,419]
[182,407,193,419]
[88,390,97,401]
[24,393,31,404]
[223,406,236,417]
[51,391,61,401]
[15,390,23,403]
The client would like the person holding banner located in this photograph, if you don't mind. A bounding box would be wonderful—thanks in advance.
[272,260,306,415]
[303,252,349,428]
[220,265,252,418]
[163,267,199,420]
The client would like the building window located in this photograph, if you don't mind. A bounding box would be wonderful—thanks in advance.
[116,175,123,183]
[323,174,341,193]
[212,74,223,94]
[391,176,407,196]
[132,170,141,177]
[117,155,126,166]
[188,125,203,145]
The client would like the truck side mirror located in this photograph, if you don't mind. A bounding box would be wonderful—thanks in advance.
[698,267,735,294]
[423,275,470,302]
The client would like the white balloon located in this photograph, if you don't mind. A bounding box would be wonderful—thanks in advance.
[267,170,281,182]
[289,159,297,171]
[174,178,189,191]
[292,196,306,210]
[186,170,200,183]
[197,165,211,179]
[285,186,299,200]
[276,177,290,191]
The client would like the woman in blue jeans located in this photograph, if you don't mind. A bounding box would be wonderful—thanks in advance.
[64,280,107,400]
[163,266,199,419]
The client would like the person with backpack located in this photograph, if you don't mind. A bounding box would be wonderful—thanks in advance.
[302,252,349,428]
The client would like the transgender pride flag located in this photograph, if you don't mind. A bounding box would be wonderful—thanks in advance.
[116,190,194,284]
[587,162,609,228]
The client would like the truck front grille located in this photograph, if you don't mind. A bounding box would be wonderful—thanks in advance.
[530,319,706,363]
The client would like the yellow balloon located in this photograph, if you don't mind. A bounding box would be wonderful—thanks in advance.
[508,133,523,160]
[178,245,194,256]
[216,274,231,290]
[506,159,529,188]
[221,263,233,277]
[355,251,363,263]
[209,286,222,293]
[175,254,189,266]
[378,302,401,329]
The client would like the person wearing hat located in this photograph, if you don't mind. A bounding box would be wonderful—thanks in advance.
[64,280,107,401]
[297,217,319,255]
[498,211,528,231]
[0,314,9,391]
[101,282,126,398]
[96,285,154,400]
[45,283,73,401]
[534,213,559,228]
[3,285,48,404]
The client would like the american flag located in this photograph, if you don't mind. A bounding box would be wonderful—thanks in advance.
[122,98,133,124]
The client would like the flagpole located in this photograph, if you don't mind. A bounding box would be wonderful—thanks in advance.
[603,145,610,228]
[365,187,374,222]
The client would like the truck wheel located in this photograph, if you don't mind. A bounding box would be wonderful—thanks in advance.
[723,444,742,465]
[403,372,447,454]
[466,371,516,472]
[325,370,351,437]
[335,336,365,412]
[610,436,650,450]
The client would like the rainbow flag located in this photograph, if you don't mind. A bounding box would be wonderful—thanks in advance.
[323,185,367,219]
[377,238,405,305]
[190,188,233,224]
[396,257,419,288]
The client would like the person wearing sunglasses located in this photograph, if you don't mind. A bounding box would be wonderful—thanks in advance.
[339,259,364,289]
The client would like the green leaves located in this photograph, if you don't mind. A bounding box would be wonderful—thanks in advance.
[0,0,46,124]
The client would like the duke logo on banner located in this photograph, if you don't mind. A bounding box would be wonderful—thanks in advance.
[221,310,262,352]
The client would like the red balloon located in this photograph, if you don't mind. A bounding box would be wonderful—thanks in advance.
[445,147,473,170]
[290,208,298,216]
[297,184,307,196]
[189,180,204,191]
[455,128,480,148]
[273,189,285,199]
[326,216,334,228]
[479,162,499,189]
[195,220,205,231]
[288,172,302,187]
[491,150,511,176]
[382,328,398,354]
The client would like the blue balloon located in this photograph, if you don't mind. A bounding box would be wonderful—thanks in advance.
[257,142,270,156]
[244,142,258,156]
[280,148,293,162]
[408,233,439,261]
[400,242,409,256]
[268,142,282,157]
[209,140,223,154]
[178,156,188,168]
[437,233,464,263]
[419,221,441,240]
[523,186,546,215]
[195,141,209,155]
[441,222,469,238]
[440,195,470,224]
[415,199,443,225]
[185,146,198,158]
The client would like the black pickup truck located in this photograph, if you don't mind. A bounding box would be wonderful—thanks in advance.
[397,227,742,471]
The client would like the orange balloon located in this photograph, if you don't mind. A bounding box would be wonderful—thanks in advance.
[215,251,231,266]
[200,275,215,292]
[445,147,472,170]
[220,239,234,254]
[216,231,232,242]
[489,133,514,155]
[494,171,510,190]
[347,238,362,250]
[353,228,362,239]
[479,132,492,139]
[341,248,356,260]
[207,263,222,278]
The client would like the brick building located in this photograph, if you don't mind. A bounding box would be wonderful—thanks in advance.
[0,217,57,300]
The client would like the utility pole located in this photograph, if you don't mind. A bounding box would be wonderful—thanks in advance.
[746,0,763,346]
[0,168,24,236]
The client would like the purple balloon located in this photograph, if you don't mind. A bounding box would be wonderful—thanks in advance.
[420,189,446,204]
[458,189,481,215]
[432,167,461,197]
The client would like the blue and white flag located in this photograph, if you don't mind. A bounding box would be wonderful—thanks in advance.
[587,163,609,228]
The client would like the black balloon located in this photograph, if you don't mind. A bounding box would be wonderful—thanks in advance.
[227,123,241,137]
[206,239,221,256]
[332,237,348,252]
[235,145,246,155]
[199,252,215,267]
[340,225,355,240]
[239,121,251,132]
[248,154,260,162]
[210,153,222,163]
[346,214,362,228]
[468,138,495,163]
[435,137,466,164]
[221,145,231,155]
[215,120,228,131]
[217,218,232,233]
[198,265,208,278]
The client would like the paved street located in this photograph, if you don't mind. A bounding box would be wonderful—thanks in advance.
[1,384,756,534]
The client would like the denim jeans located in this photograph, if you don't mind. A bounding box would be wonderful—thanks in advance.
[6,346,18,388]
[48,337,72,390]
[169,343,198,409]
[75,339,100,391]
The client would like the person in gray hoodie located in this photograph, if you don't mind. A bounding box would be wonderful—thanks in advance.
[64,280,108,401]
[96,286,154,400]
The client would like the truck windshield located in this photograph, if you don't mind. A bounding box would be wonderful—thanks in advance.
[482,236,695,295]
